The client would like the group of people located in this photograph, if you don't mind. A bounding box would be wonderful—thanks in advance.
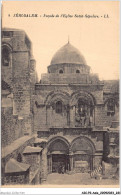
[58,164,65,174]
[75,111,93,127]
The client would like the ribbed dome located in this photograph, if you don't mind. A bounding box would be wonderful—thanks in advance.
[50,42,87,65]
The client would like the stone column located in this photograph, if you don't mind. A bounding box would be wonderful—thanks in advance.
[46,106,47,125]
[50,155,52,173]
[48,154,52,173]
[41,147,48,182]
[70,107,72,126]
[90,155,93,171]
[47,106,51,126]
[50,106,53,127]
[47,155,49,173]
[70,106,76,127]
[1,159,5,185]
[69,152,74,171]
[35,172,40,184]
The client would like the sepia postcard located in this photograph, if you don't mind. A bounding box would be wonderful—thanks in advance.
[1,0,120,193]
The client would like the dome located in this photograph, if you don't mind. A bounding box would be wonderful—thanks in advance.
[50,42,87,65]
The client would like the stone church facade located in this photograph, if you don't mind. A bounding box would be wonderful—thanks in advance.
[1,28,119,185]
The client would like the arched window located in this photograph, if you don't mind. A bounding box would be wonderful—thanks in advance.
[75,98,93,127]
[56,101,62,113]
[76,70,80,73]
[2,47,10,66]
[107,99,115,116]
[59,69,63,74]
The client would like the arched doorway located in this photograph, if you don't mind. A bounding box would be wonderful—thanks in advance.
[47,137,69,173]
[71,137,95,172]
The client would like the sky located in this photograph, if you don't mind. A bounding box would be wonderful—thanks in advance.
[2,1,120,80]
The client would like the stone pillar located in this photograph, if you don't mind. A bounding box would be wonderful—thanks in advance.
[47,107,51,126]
[1,158,5,185]
[67,105,70,126]
[41,147,48,182]
[90,155,94,171]
[48,154,52,173]
[35,172,40,185]
[46,106,47,125]
[69,152,74,171]
[50,106,53,127]
[70,106,75,127]
[70,107,72,126]
[70,156,74,171]
[50,155,52,173]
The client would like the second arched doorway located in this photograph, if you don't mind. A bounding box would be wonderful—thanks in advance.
[70,136,95,172]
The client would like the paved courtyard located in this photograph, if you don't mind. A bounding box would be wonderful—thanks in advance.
[42,173,119,186]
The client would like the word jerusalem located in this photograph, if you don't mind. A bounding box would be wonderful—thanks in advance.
[13,13,38,17]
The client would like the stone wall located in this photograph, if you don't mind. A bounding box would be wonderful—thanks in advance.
[4,170,29,185]
[1,107,23,147]
[23,152,42,184]
[23,153,41,172]
[48,64,90,74]
[95,104,119,127]
[2,29,37,147]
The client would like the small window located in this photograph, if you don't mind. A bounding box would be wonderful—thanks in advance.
[59,69,63,74]
[2,47,10,66]
[56,101,62,113]
[107,99,115,116]
[76,70,80,73]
